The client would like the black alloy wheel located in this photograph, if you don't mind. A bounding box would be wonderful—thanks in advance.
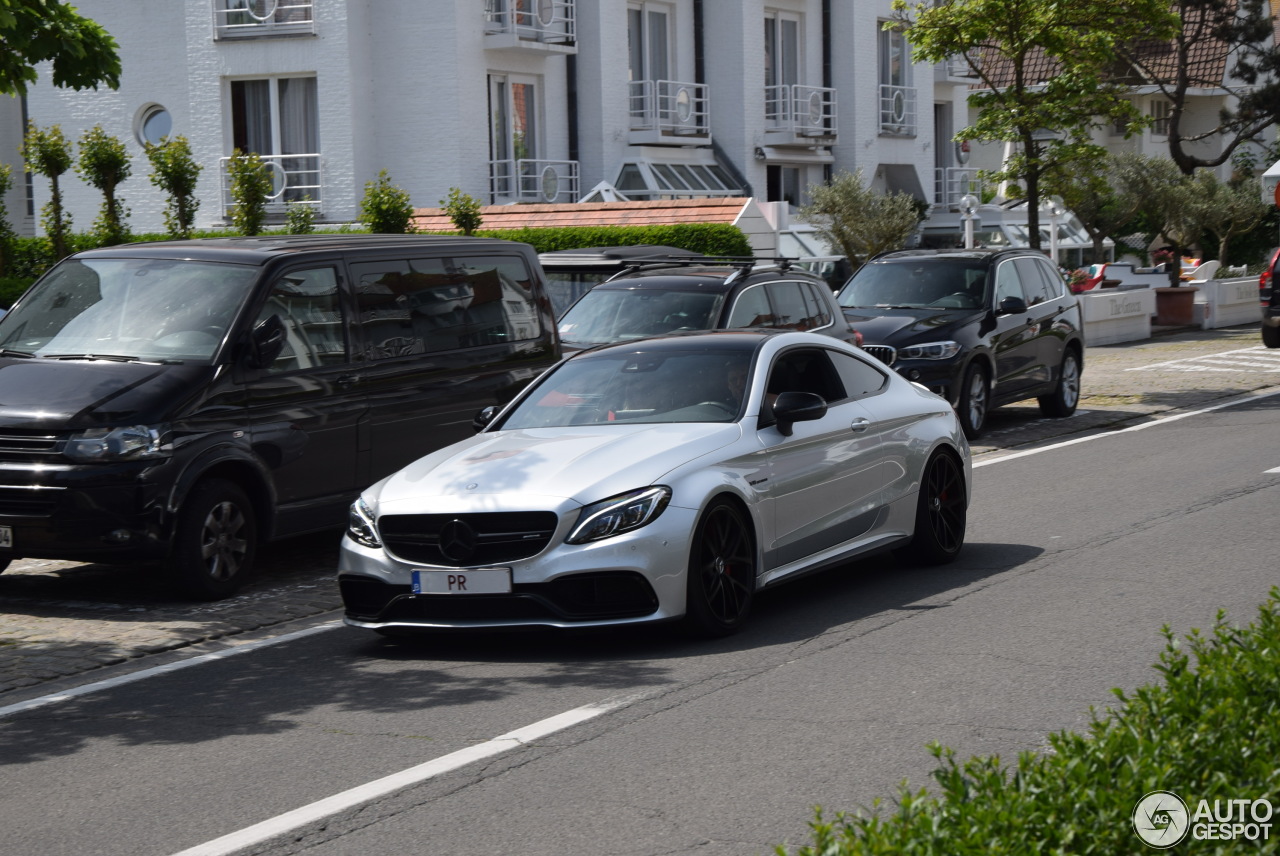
[1038,349,1081,418]
[894,451,967,565]
[171,478,258,600]
[684,498,756,637]
[957,362,989,440]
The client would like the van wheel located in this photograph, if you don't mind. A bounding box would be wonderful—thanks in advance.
[0,559,10,574]
[1038,349,1081,418]
[1263,325,1280,348]
[956,363,989,440]
[170,479,257,600]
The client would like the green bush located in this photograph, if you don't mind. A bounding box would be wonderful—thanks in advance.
[0,277,32,309]
[225,150,273,236]
[360,170,414,234]
[779,587,1280,855]
[426,223,754,257]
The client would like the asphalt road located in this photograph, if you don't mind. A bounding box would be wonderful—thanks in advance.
[1,323,1278,855]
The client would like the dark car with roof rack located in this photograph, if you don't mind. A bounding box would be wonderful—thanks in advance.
[555,256,861,354]
[836,248,1084,439]
[0,234,559,598]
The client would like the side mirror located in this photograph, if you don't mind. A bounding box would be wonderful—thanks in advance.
[997,295,1028,316]
[247,314,286,369]
[771,391,827,437]
[472,405,499,432]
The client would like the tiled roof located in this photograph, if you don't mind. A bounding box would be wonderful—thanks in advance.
[412,198,753,232]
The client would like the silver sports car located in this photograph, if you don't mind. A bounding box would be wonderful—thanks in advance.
[339,330,970,637]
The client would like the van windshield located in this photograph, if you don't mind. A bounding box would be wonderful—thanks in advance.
[0,258,258,363]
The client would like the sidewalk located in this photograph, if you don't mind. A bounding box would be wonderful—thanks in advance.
[1,323,1276,702]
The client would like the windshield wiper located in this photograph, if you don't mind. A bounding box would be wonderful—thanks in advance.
[45,353,143,362]
[0,348,35,358]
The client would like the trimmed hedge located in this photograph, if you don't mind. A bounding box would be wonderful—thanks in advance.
[778,587,1280,855]
[0,222,753,308]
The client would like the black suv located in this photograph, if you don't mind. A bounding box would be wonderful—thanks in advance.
[836,248,1084,439]
[0,235,558,598]
[556,257,860,353]
[1261,247,1279,348]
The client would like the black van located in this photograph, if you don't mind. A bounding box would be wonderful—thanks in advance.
[0,235,559,598]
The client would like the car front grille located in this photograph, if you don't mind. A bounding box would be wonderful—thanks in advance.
[378,511,560,567]
[0,431,65,464]
[862,345,896,366]
[0,486,62,516]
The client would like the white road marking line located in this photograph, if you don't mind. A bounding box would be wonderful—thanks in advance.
[168,701,624,856]
[1266,466,1280,474]
[0,623,339,719]
[1124,346,1276,372]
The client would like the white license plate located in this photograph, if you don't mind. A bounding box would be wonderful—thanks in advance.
[412,568,511,595]
[0,526,11,549]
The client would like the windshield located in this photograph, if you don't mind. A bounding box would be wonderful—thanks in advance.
[501,348,752,429]
[0,258,258,363]
[557,288,725,346]
[838,260,989,310]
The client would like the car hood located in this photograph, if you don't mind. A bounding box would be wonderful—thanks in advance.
[369,422,742,510]
[0,357,216,428]
[841,308,984,345]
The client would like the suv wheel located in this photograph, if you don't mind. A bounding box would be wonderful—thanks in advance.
[1038,349,1081,418]
[957,363,989,440]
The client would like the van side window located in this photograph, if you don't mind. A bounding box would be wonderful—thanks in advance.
[352,255,543,360]
[256,267,347,374]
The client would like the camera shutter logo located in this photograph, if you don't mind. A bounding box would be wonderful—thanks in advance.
[1133,791,1190,848]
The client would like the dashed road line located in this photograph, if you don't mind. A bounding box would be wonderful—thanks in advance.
[1125,346,1280,373]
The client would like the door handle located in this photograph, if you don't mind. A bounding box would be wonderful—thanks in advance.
[337,374,362,388]
[850,418,870,433]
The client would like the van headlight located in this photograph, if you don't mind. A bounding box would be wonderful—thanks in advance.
[897,341,962,360]
[567,486,671,544]
[347,497,382,548]
[64,425,169,462]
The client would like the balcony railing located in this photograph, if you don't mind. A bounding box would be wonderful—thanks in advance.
[483,0,575,45]
[219,153,322,213]
[489,159,580,204]
[764,85,837,138]
[934,167,985,206]
[629,80,710,138]
[879,84,917,136]
[213,0,314,39]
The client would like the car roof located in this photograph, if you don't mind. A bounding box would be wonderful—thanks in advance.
[70,234,534,266]
[590,263,826,294]
[869,248,1039,264]
[568,329,839,361]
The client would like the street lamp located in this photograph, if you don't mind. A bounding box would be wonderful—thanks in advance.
[959,193,979,249]
[1040,196,1065,265]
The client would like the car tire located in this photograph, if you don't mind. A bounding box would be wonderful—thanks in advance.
[170,478,258,600]
[1263,324,1280,349]
[0,559,10,574]
[894,450,967,566]
[956,362,989,440]
[683,498,756,637]
[1038,349,1081,418]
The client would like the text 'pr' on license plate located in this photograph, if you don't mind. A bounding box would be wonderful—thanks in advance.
[412,568,512,595]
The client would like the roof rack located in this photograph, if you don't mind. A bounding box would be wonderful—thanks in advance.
[603,255,799,283]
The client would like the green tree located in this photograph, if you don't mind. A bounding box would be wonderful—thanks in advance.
[225,150,273,236]
[1116,0,1280,175]
[1044,152,1148,265]
[798,169,924,270]
[0,0,120,95]
[1196,171,1272,264]
[145,135,202,239]
[360,170,414,234]
[892,0,1178,249]
[440,187,483,236]
[21,121,73,260]
[76,125,131,245]
[0,163,14,276]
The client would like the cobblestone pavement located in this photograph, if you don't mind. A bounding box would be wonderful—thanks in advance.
[1,323,1276,701]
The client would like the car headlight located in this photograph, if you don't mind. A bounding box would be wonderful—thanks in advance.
[63,425,168,462]
[347,497,382,548]
[566,486,671,545]
[897,340,962,360]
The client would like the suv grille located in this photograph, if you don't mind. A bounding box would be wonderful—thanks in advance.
[0,431,65,464]
[862,345,896,366]
[379,511,560,567]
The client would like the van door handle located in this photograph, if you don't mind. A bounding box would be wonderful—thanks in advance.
[337,374,362,388]
[850,418,870,433]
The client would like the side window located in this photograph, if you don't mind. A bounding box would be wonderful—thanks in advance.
[829,350,888,399]
[800,282,832,327]
[765,348,845,402]
[255,267,348,374]
[726,285,774,328]
[994,260,1024,305]
[766,281,814,330]
[1013,258,1053,306]
[351,254,543,360]
[1035,259,1068,299]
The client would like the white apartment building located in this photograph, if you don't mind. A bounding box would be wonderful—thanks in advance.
[6,0,1268,253]
[2,0,977,240]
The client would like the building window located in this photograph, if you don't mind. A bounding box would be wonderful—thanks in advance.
[764,11,800,92]
[136,104,172,146]
[767,165,802,207]
[628,3,672,82]
[878,25,915,136]
[1150,99,1172,136]
[227,76,320,204]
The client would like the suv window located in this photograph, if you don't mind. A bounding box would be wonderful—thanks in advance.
[1014,257,1054,306]
[352,255,542,359]
[256,267,348,373]
[768,282,815,331]
[727,284,774,328]
[994,260,1024,304]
